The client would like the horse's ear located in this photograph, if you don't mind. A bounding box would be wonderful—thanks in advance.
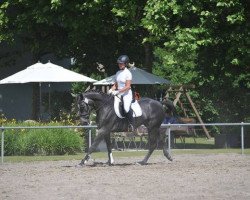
[80,94,84,100]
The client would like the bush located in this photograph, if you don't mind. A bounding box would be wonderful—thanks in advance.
[1,121,85,156]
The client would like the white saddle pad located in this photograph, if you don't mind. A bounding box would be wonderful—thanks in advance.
[114,95,142,118]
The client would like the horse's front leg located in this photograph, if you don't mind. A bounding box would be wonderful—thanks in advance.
[78,129,106,166]
[104,133,114,165]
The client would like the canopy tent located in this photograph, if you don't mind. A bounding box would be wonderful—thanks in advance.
[0,61,97,119]
[93,66,170,85]
[0,61,96,84]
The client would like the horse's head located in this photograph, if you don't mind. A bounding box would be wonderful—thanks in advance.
[76,94,94,125]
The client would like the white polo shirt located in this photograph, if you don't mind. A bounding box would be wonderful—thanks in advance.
[115,67,132,95]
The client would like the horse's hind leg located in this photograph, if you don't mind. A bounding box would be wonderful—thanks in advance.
[161,129,173,161]
[138,128,158,165]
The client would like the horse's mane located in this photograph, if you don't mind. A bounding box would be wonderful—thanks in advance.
[84,89,110,98]
[83,89,112,104]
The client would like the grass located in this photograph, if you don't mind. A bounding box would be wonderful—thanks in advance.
[2,148,250,163]
[173,136,215,149]
[1,136,249,163]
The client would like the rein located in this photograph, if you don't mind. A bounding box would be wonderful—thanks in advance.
[94,96,113,112]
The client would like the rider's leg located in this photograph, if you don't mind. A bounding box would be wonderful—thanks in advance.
[124,109,135,132]
[123,93,135,131]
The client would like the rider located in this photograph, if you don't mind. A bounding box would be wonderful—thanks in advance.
[108,55,135,132]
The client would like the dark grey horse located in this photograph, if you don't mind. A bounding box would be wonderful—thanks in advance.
[76,90,172,166]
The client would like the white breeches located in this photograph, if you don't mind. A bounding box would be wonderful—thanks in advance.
[122,90,133,113]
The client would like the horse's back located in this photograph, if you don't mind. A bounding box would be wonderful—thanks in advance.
[138,97,163,108]
[138,97,165,125]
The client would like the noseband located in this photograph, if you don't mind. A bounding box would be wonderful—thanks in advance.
[78,97,92,119]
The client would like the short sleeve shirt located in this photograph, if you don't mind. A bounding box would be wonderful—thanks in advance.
[115,67,132,90]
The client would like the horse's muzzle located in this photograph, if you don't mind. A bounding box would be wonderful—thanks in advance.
[79,116,90,125]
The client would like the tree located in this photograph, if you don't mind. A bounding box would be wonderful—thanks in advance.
[0,0,149,119]
[142,0,250,122]
[0,0,150,73]
[1,0,249,122]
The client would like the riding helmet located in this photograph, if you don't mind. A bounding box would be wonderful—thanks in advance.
[117,55,129,65]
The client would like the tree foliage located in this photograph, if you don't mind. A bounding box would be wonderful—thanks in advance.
[142,0,249,122]
[0,0,249,122]
[0,0,147,74]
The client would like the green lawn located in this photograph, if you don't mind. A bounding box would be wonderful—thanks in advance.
[173,136,215,149]
[1,136,249,163]
[2,148,249,163]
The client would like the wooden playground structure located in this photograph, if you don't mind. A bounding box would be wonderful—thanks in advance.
[164,84,211,139]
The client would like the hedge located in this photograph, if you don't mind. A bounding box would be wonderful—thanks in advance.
[1,122,85,156]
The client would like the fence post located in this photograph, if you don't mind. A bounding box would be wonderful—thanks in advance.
[1,127,4,164]
[241,122,244,155]
[88,129,92,149]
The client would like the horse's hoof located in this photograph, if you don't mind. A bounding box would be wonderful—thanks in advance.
[105,161,114,166]
[163,149,173,161]
[75,163,84,168]
[165,154,173,161]
[136,161,147,165]
[168,157,173,162]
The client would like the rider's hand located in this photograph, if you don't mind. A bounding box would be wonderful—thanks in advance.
[111,90,119,96]
[108,89,113,94]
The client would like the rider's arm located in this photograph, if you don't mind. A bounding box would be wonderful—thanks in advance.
[118,80,131,93]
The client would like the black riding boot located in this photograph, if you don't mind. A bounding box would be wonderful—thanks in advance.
[125,109,135,132]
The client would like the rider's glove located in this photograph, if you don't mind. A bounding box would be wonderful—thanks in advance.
[111,90,119,96]
[108,89,113,94]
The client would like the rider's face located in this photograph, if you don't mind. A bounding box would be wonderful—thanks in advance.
[118,63,126,70]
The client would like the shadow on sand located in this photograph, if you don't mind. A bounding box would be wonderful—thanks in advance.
[62,161,158,168]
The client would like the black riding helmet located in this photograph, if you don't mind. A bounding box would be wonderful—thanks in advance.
[117,55,129,65]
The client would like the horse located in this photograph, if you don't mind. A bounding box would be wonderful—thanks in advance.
[76,90,172,166]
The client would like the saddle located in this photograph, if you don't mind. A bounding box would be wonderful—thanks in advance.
[114,95,142,118]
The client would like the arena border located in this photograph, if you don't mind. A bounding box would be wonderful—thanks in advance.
[1,123,250,164]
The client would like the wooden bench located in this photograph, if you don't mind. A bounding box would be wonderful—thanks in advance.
[170,118,197,147]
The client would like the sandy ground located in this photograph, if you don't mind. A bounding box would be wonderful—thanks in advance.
[0,153,250,200]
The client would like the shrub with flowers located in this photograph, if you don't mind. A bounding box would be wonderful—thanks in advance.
[0,114,85,156]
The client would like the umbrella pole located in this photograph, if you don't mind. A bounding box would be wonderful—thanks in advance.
[39,82,42,121]
[48,83,51,119]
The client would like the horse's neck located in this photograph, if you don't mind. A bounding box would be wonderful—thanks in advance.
[86,92,110,107]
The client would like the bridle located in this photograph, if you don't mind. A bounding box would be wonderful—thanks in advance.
[78,98,91,120]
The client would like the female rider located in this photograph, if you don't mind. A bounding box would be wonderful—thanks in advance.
[108,55,134,131]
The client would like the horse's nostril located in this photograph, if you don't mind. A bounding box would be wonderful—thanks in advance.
[82,121,89,125]
[80,117,89,125]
